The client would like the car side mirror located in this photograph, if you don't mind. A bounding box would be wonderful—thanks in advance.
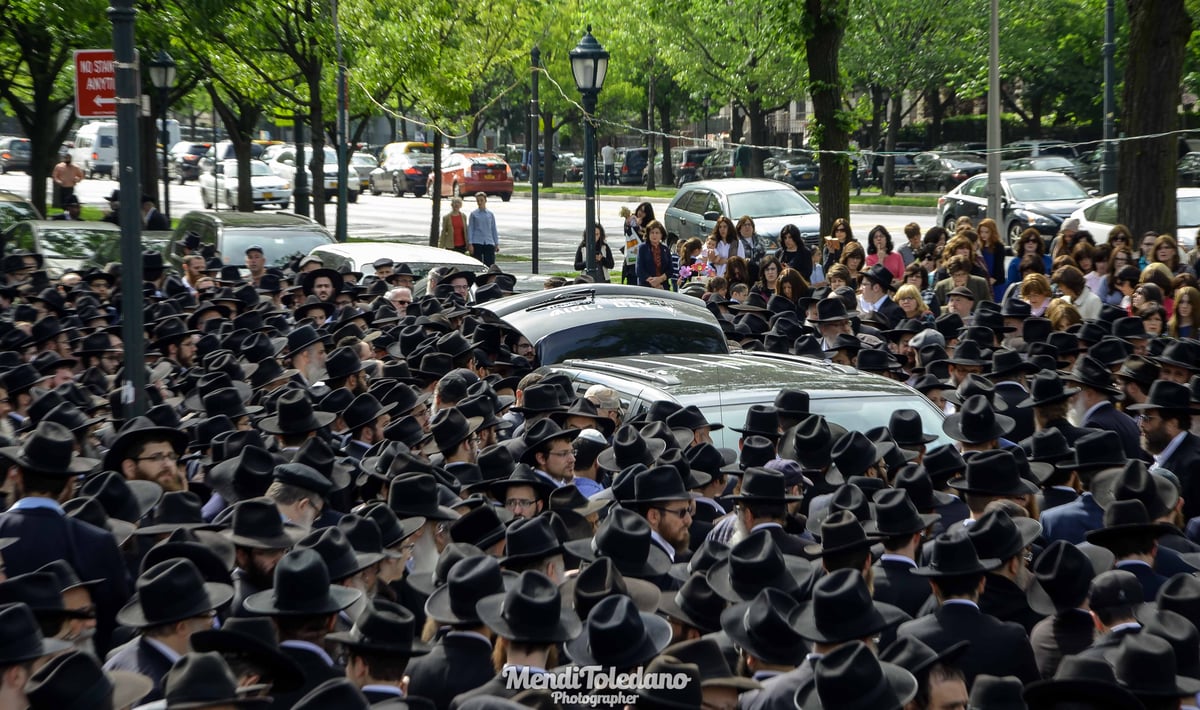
[703,211,720,221]
[282,159,294,167]
[1087,189,1099,196]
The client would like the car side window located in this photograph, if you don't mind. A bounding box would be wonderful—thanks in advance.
[963,178,986,198]
[9,224,34,252]
[1093,198,1118,224]
[703,192,723,216]
[677,191,703,215]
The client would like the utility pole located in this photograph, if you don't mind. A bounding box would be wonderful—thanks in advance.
[1100,0,1117,195]
[530,46,540,274]
[986,0,1002,229]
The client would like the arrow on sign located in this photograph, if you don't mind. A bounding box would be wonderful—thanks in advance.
[94,96,115,106]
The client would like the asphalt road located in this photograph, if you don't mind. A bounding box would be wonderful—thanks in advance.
[0,173,936,272]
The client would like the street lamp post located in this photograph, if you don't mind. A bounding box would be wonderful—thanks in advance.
[703,96,710,145]
[570,26,609,282]
[148,51,176,221]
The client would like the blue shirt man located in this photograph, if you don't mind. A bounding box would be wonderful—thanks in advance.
[467,193,499,266]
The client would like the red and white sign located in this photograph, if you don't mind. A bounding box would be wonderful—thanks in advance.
[74,49,117,119]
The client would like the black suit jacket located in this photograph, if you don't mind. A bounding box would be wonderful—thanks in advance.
[1030,609,1095,679]
[873,298,906,330]
[871,557,932,618]
[1077,626,1140,661]
[406,632,496,709]
[270,644,343,709]
[0,506,130,657]
[450,674,523,709]
[1083,402,1145,461]
[1036,487,1078,513]
[739,657,816,710]
[230,568,264,618]
[102,637,174,704]
[1019,420,1093,455]
[896,601,1040,686]
[1162,433,1200,521]
[1115,561,1167,603]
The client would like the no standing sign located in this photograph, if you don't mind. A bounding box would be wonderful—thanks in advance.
[74,49,118,119]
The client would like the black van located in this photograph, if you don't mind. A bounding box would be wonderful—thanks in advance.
[618,148,649,185]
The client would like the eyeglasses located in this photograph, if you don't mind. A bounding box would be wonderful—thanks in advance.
[547,449,575,458]
[135,452,178,465]
[505,498,537,510]
[653,506,693,520]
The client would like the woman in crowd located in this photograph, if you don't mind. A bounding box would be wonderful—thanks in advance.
[937,234,989,282]
[865,225,904,281]
[1140,263,1175,316]
[1008,229,1051,287]
[976,218,1007,301]
[905,259,940,314]
[775,267,810,304]
[1020,273,1053,317]
[825,263,853,293]
[725,256,751,289]
[734,215,764,282]
[709,216,738,277]
[1081,242,1109,303]
[635,220,672,290]
[1168,286,1200,338]
[822,218,855,273]
[1107,247,1137,305]
[895,283,934,325]
[1138,231,1158,270]
[574,224,615,281]
[753,256,783,298]
[1140,302,1168,336]
[438,196,468,253]
[776,224,813,281]
[839,241,866,285]
[1152,234,1194,277]
[704,276,729,301]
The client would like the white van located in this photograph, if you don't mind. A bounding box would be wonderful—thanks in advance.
[70,122,119,178]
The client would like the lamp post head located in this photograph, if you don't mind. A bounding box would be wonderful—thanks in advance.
[569,26,609,96]
[148,50,177,90]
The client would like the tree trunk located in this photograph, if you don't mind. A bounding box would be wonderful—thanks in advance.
[926,86,945,146]
[729,103,744,145]
[646,72,656,191]
[868,85,886,159]
[308,65,327,225]
[804,0,850,236]
[429,132,442,246]
[747,100,771,178]
[883,93,902,196]
[1117,0,1192,236]
[140,115,161,208]
[540,110,557,187]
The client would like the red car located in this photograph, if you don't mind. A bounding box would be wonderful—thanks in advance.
[428,152,514,202]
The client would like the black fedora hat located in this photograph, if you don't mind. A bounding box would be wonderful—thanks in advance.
[1018,370,1081,408]
[388,473,461,522]
[1105,632,1200,699]
[730,467,802,503]
[190,616,305,693]
[813,297,858,323]
[285,323,324,355]
[257,389,336,435]
[219,497,305,550]
[667,536,729,584]
[115,559,234,628]
[941,394,1015,444]
[423,407,484,456]
[323,346,369,381]
[597,424,666,471]
[805,510,882,557]
[966,508,1042,562]
[425,554,516,626]
[1054,429,1126,474]
[911,527,1002,578]
[663,638,762,693]
[720,587,809,665]
[475,570,581,643]
[880,637,969,681]
[509,383,567,415]
[341,393,395,434]
[1027,428,1075,464]
[830,430,892,478]
[1093,459,1179,517]
[1085,499,1176,549]
[791,567,909,644]
[77,470,162,524]
[518,418,580,464]
[501,515,563,565]
[488,463,557,503]
[295,526,383,583]
[1062,355,1122,396]
[1024,655,1143,710]
[731,404,782,439]
[564,594,672,668]
[888,408,937,447]
[564,507,671,579]
[893,463,956,511]
[449,504,508,550]
[243,548,362,616]
[793,640,918,710]
[25,649,155,710]
[631,465,691,504]
[705,529,811,602]
[0,602,70,665]
[778,414,845,471]
[867,488,939,537]
[985,349,1036,379]
[656,573,726,635]
[561,556,660,617]
[359,503,424,550]
[292,436,354,493]
[0,421,99,476]
[1127,379,1200,413]
[300,267,344,296]
[327,598,431,657]
[948,449,1038,496]
[201,387,263,421]
[1026,540,1097,616]
[162,651,270,709]
[207,445,278,505]
[805,482,874,536]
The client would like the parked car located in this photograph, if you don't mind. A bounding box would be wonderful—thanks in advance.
[370,142,434,197]
[1179,152,1200,187]
[1001,139,1079,161]
[198,160,292,210]
[911,153,986,192]
[618,148,649,185]
[937,171,1094,244]
[664,178,821,251]
[428,152,513,201]
[699,149,737,180]
[477,284,728,365]
[1005,156,1080,180]
[674,147,717,186]
[169,211,334,273]
[309,241,484,282]
[0,137,31,174]
[642,148,684,186]
[259,143,359,203]
[350,152,377,192]
[551,351,949,451]
[1069,188,1200,249]
[198,140,268,173]
[1074,147,1105,188]
[0,190,42,230]
[763,151,820,189]
[169,141,212,183]
[1,221,169,278]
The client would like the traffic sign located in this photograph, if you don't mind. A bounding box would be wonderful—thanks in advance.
[74,49,117,118]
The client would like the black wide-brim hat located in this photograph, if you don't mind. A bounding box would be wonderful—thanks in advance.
[242,549,362,616]
[564,595,673,668]
[790,577,909,644]
[1023,656,1145,709]
[100,418,189,472]
[191,621,305,693]
[475,572,582,644]
[564,529,673,579]
[941,398,1015,445]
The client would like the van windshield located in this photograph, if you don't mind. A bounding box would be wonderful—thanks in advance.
[536,319,728,364]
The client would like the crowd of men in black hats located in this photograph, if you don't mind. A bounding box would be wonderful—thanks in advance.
[1,229,1200,710]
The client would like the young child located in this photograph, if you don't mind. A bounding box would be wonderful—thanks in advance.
[620,206,641,284]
